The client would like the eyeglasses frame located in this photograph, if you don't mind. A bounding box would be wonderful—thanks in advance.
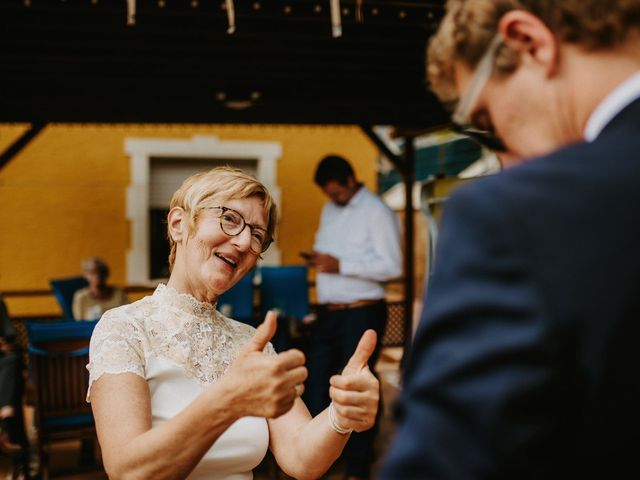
[206,205,273,254]
[451,34,507,152]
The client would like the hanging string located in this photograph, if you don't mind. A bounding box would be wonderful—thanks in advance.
[226,0,236,34]
[126,0,136,25]
[330,0,342,37]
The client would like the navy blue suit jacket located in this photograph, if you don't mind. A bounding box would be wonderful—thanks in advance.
[382,98,640,479]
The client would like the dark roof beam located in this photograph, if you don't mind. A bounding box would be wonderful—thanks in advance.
[0,123,47,171]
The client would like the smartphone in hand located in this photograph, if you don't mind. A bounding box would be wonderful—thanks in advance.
[299,251,313,260]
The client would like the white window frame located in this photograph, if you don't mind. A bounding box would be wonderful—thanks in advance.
[125,135,282,286]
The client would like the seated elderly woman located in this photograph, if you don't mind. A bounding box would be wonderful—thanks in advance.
[72,257,129,321]
[87,167,379,479]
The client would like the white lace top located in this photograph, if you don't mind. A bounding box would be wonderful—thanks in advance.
[87,284,274,480]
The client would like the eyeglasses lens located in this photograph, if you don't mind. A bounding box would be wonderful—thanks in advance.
[219,208,270,254]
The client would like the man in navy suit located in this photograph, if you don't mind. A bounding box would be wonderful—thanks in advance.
[382,1,640,478]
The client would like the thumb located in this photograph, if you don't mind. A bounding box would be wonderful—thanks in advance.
[242,311,277,354]
[343,329,377,374]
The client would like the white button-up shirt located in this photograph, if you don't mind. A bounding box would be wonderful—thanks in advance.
[585,71,640,141]
[313,185,403,304]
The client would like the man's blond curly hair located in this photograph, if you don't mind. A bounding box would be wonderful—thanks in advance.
[428,0,640,104]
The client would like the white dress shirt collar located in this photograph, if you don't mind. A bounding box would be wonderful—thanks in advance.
[584,71,640,142]
[345,184,366,208]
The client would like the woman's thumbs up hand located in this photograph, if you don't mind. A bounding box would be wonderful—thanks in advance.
[328,330,380,433]
[223,311,308,419]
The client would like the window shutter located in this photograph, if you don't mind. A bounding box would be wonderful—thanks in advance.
[149,158,257,208]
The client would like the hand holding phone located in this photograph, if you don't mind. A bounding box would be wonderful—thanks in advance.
[299,251,313,260]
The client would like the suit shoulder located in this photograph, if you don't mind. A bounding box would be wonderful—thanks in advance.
[448,142,596,215]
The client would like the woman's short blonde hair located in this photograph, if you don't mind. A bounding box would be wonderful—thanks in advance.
[167,166,278,270]
[428,0,640,104]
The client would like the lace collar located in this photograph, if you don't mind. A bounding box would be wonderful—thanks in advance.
[153,283,219,320]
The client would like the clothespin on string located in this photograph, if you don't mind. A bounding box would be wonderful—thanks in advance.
[330,0,342,38]
[126,0,136,25]
[226,0,236,34]
[355,0,364,23]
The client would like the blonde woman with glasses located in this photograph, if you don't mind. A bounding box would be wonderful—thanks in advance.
[88,167,379,479]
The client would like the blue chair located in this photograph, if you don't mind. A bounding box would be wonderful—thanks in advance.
[218,269,256,326]
[26,320,98,478]
[49,276,88,320]
[27,320,98,344]
[259,266,310,351]
[259,266,310,320]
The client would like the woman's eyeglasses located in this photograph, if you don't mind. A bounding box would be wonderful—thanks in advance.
[207,206,273,254]
[451,34,507,153]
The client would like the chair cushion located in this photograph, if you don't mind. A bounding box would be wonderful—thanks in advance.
[42,413,94,430]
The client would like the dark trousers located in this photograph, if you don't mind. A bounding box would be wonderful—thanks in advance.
[303,300,386,478]
[0,350,29,468]
[0,351,22,409]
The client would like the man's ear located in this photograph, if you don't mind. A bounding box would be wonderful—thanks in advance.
[167,207,186,243]
[498,9,560,77]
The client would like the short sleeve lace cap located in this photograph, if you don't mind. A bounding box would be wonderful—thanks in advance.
[87,284,274,401]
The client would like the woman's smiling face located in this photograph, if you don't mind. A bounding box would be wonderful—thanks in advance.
[171,195,267,303]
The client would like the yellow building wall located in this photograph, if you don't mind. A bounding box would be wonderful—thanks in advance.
[0,123,378,316]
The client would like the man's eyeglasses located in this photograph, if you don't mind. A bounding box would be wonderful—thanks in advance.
[451,34,507,152]
[207,206,273,254]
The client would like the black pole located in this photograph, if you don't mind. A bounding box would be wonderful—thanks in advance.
[360,125,403,166]
[359,126,418,365]
[401,136,416,368]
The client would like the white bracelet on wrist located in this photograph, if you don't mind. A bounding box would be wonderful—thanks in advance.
[329,402,353,435]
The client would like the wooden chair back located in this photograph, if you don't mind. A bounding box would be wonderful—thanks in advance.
[26,321,98,479]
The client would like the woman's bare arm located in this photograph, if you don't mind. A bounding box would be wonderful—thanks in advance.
[268,330,380,480]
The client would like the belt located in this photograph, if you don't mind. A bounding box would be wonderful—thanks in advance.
[323,299,383,311]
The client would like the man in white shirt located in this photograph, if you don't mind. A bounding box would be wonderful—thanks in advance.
[303,155,402,480]
[382,1,640,478]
